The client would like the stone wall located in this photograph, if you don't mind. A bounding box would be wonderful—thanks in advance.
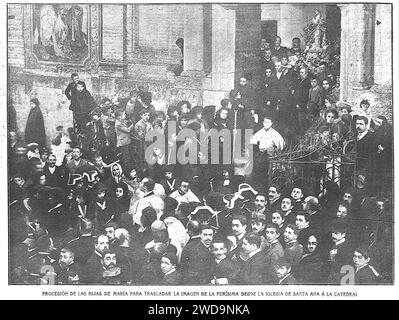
[8,4,206,146]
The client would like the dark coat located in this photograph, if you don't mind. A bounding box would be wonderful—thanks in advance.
[25,106,46,148]
[292,252,324,284]
[180,238,213,285]
[67,234,95,266]
[81,251,103,284]
[263,240,285,283]
[356,131,377,171]
[355,264,380,284]
[161,270,183,285]
[293,77,311,109]
[284,241,303,267]
[42,164,65,189]
[279,274,298,285]
[209,258,240,284]
[237,250,269,285]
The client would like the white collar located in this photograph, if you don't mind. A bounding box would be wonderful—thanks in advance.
[355,264,369,272]
[334,238,346,246]
[357,129,369,140]
[164,269,176,276]
[248,248,261,259]
[278,273,291,284]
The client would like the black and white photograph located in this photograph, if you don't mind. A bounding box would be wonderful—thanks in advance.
[3,0,397,299]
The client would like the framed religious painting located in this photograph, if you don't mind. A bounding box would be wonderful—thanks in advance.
[25,4,92,67]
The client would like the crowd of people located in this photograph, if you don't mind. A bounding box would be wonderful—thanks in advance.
[8,35,393,285]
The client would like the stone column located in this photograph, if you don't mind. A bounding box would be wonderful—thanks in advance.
[339,4,375,99]
[338,3,349,100]
[182,4,204,76]
[202,4,261,106]
[202,4,236,105]
[374,4,392,86]
[354,4,375,90]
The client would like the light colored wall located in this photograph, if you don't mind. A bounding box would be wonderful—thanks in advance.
[261,4,326,48]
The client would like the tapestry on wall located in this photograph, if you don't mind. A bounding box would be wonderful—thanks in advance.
[32,4,89,63]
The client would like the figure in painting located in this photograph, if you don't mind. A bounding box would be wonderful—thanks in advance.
[33,4,88,62]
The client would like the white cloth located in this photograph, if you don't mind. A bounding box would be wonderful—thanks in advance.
[250,127,285,156]
[169,189,200,204]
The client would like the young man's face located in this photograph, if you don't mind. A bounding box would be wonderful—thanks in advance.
[281,198,293,212]
[275,265,289,279]
[307,236,318,253]
[220,109,228,120]
[295,215,308,230]
[265,227,279,243]
[255,195,267,210]
[332,231,345,243]
[275,37,281,47]
[180,118,188,128]
[14,177,25,187]
[102,253,117,269]
[268,187,280,201]
[281,57,288,66]
[232,219,247,237]
[105,227,116,241]
[95,236,109,253]
[265,69,272,77]
[76,84,84,92]
[283,227,297,243]
[200,229,214,246]
[142,112,150,122]
[179,181,189,194]
[59,251,74,269]
[272,212,284,226]
[72,148,82,160]
[48,155,57,167]
[353,251,369,268]
[97,190,106,200]
[72,75,79,83]
[251,221,266,234]
[291,188,303,201]
[322,80,330,91]
[356,120,367,133]
[160,257,175,274]
[326,112,336,124]
[211,242,227,260]
[241,239,256,255]
[115,187,124,199]
[263,118,273,130]
[336,205,348,218]
[264,50,272,60]
[164,171,173,180]
[343,193,353,204]
[311,79,318,88]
